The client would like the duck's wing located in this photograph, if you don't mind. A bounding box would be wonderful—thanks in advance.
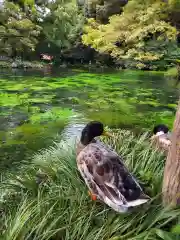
[151,134,171,151]
[158,134,171,151]
[77,143,149,212]
[160,137,171,149]
[167,132,172,141]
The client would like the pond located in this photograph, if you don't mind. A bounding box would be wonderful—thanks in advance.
[0,67,179,170]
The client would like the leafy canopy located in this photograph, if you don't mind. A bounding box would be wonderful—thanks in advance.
[82,0,179,63]
[0,1,41,56]
[42,0,85,50]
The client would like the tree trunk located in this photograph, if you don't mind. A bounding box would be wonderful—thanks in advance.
[162,99,180,206]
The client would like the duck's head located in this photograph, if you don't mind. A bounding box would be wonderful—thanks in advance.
[80,121,113,145]
[153,124,169,136]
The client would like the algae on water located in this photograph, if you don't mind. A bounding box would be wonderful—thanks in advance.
[0,69,178,169]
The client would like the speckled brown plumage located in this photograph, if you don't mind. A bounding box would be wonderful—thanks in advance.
[151,133,171,153]
[76,138,150,213]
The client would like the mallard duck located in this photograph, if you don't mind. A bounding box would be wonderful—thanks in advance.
[76,121,150,213]
[151,124,171,152]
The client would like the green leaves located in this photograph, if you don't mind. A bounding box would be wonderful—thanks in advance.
[82,0,179,67]
[171,224,180,234]
[0,1,41,56]
[42,1,84,50]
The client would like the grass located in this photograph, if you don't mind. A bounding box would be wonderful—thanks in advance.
[0,129,180,239]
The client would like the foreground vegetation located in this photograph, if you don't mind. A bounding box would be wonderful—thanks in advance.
[1,130,180,239]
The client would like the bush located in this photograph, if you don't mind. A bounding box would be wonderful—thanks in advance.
[0,130,180,239]
[0,61,11,68]
[12,60,44,69]
[0,60,44,69]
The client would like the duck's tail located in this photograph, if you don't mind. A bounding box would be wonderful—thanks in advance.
[126,193,150,208]
[126,197,149,207]
[104,194,150,213]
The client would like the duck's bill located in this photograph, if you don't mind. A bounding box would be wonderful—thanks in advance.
[102,131,114,137]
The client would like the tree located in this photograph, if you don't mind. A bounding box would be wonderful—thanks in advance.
[162,99,180,207]
[0,1,41,58]
[82,0,179,67]
[81,0,127,23]
[41,0,84,51]
[168,0,180,29]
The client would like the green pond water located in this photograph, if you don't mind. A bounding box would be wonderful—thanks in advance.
[0,67,179,170]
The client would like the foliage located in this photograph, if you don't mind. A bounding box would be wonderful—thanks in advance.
[42,0,85,50]
[0,0,85,59]
[1,0,180,67]
[0,1,42,57]
[82,0,127,22]
[1,130,180,239]
[82,0,180,67]
[0,61,11,68]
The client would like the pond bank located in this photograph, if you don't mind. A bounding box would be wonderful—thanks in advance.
[0,60,45,69]
[0,57,178,72]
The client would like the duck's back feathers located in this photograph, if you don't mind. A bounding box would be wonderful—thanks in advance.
[77,142,149,213]
[151,133,171,152]
[151,124,171,152]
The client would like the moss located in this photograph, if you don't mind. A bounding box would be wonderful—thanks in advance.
[167,103,177,110]
[0,93,22,107]
[137,92,153,97]
[155,111,175,129]
[128,97,139,104]
[0,69,178,170]
[85,99,110,109]
[46,82,62,89]
[1,83,26,91]
[138,100,160,107]
[165,67,178,78]
[3,124,61,150]
[29,85,51,91]
[65,97,80,104]
[28,95,55,104]
[29,107,72,124]
[28,106,41,114]
[86,110,137,128]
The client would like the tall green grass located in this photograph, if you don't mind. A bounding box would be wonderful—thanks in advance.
[0,130,180,240]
